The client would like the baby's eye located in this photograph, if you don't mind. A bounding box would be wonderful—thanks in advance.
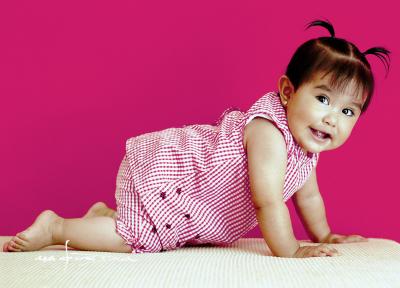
[316,95,329,105]
[343,108,354,117]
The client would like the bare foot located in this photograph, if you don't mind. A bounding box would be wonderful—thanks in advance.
[83,202,116,219]
[3,210,61,252]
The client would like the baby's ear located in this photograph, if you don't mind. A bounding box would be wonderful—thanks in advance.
[277,75,294,105]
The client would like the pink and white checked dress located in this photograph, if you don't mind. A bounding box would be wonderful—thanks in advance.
[115,91,320,254]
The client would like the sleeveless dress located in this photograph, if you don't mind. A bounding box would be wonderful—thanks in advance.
[114,91,320,254]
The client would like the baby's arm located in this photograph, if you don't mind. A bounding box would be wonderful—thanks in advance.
[245,117,299,257]
[293,169,369,244]
[245,118,341,257]
[292,168,332,243]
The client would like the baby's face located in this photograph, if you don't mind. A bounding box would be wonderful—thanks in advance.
[280,72,365,154]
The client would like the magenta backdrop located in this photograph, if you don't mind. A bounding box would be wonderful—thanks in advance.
[0,0,398,242]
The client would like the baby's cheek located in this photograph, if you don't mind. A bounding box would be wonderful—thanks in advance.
[342,130,354,144]
[335,127,353,145]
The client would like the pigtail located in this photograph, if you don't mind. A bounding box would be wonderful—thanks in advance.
[304,19,335,38]
[362,47,391,78]
[305,19,392,79]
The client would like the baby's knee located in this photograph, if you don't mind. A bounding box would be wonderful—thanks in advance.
[117,242,133,253]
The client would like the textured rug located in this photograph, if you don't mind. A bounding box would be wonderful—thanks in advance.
[1,236,399,288]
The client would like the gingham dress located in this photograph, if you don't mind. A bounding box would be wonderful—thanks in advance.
[115,91,320,253]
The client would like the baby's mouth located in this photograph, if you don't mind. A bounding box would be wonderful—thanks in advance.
[310,128,331,140]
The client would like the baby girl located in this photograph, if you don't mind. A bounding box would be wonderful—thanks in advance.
[3,19,391,258]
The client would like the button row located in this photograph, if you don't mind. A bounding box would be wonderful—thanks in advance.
[160,187,182,199]
[156,186,200,251]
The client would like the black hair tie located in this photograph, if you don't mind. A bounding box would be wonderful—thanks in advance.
[362,47,391,78]
[305,18,335,38]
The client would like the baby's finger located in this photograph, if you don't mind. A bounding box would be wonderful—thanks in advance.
[317,243,331,249]
[312,250,326,257]
[351,235,369,242]
[319,245,337,254]
[332,237,346,243]
[326,247,341,256]
[343,235,364,243]
[327,249,341,256]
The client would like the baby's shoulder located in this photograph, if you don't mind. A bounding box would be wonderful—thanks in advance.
[243,116,285,151]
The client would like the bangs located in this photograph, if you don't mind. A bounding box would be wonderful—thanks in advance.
[320,68,370,102]
[304,44,374,106]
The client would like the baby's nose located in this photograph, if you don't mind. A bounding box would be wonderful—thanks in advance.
[323,114,337,127]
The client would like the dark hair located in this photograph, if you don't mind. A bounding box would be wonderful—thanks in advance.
[284,18,391,114]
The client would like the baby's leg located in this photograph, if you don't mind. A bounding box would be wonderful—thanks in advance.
[83,201,117,219]
[55,215,131,252]
[3,210,132,253]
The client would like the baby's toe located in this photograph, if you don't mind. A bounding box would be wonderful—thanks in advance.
[3,242,10,252]
[16,232,27,241]
[7,242,21,252]
[13,236,26,246]
[11,240,24,250]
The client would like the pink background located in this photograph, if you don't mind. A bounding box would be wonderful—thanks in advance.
[0,0,398,242]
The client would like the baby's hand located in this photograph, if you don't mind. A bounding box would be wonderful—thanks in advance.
[292,244,340,258]
[321,233,369,244]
